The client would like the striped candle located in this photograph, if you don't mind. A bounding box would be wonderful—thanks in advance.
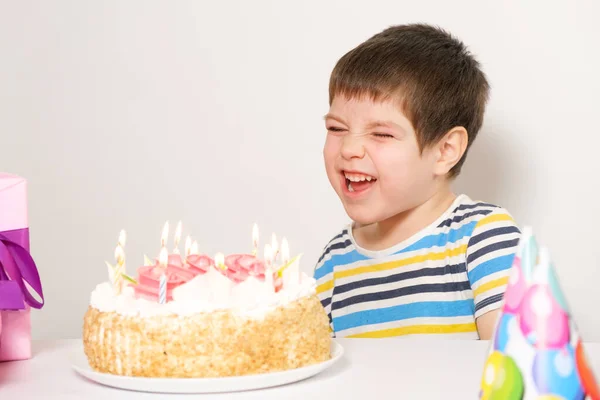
[114,245,125,295]
[159,273,167,304]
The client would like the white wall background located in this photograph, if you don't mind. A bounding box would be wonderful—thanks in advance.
[1,0,599,340]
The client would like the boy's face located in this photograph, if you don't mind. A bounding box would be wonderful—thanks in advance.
[323,95,440,225]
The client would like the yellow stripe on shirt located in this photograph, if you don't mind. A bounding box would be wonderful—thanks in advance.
[316,279,334,295]
[335,245,467,281]
[346,322,477,338]
[473,276,509,298]
[317,245,467,294]
[476,213,514,228]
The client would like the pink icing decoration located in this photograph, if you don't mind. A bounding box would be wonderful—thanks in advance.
[225,254,282,291]
[133,252,284,300]
[186,254,213,275]
[134,263,193,301]
[519,284,570,349]
[168,254,184,268]
[503,257,528,313]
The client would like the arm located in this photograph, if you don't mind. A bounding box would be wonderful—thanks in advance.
[476,309,501,340]
[466,210,521,339]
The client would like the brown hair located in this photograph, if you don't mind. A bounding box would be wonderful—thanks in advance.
[329,24,490,177]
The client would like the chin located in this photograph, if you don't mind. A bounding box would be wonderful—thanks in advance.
[343,204,381,226]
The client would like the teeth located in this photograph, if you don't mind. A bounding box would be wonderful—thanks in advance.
[344,172,375,182]
[348,183,354,192]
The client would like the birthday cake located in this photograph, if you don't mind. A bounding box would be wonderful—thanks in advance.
[82,222,331,378]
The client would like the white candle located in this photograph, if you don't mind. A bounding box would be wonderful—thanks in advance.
[191,240,199,255]
[159,273,167,304]
[263,244,274,293]
[264,244,273,269]
[118,229,127,248]
[184,235,192,258]
[215,252,226,271]
[161,221,169,248]
[114,242,125,295]
[159,246,169,269]
[173,221,182,254]
[158,245,168,304]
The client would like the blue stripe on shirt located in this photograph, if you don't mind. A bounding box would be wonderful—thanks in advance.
[332,299,475,331]
[467,253,515,284]
[314,250,369,280]
[399,221,478,254]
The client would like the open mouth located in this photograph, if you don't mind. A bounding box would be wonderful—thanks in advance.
[343,171,377,194]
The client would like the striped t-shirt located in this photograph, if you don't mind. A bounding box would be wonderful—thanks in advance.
[313,195,520,339]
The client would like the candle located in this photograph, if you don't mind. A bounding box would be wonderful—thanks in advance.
[184,235,192,258]
[159,246,169,269]
[252,223,259,256]
[263,244,274,292]
[191,240,199,255]
[173,221,182,254]
[265,268,274,291]
[161,221,169,248]
[264,243,273,269]
[215,252,226,270]
[118,229,127,248]
[159,273,167,304]
[114,242,125,295]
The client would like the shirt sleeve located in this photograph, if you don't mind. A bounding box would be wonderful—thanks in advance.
[313,249,336,337]
[466,209,521,319]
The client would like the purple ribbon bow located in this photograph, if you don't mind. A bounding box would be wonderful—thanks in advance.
[0,228,44,310]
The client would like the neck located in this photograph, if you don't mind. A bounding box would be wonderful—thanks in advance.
[355,183,457,251]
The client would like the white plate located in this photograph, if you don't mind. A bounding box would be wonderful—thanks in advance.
[70,341,343,393]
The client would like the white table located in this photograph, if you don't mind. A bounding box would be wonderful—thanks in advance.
[1,339,599,399]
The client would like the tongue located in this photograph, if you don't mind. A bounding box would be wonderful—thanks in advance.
[350,180,374,192]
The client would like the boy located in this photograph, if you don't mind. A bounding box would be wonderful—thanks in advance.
[314,24,520,340]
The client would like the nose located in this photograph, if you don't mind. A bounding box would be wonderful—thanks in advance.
[340,134,365,160]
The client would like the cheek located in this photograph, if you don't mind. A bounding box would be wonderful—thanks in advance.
[375,147,430,188]
[323,136,339,169]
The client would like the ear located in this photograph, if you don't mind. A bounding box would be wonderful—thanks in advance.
[433,126,468,176]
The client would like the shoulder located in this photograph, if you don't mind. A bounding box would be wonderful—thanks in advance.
[313,226,354,279]
[437,195,520,255]
[453,198,521,273]
[437,197,519,240]
[437,196,515,229]
[315,227,353,267]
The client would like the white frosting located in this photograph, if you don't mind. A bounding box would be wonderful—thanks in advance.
[90,268,317,319]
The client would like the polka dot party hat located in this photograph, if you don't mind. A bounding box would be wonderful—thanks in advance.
[480,227,599,400]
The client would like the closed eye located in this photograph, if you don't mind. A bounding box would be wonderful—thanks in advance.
[372,133,395,138]
[327,126,347,132]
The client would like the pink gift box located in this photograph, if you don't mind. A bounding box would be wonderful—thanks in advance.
[0,173,44,362]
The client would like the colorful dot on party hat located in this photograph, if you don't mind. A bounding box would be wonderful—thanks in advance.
[503,257,527,313]
[519,284,570,349]
[501,226,534,314]
[532,345,584,399]
[519,245,570,349]
[480,351,524,400]
[575,340,600,400]
[494,312,516,353]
